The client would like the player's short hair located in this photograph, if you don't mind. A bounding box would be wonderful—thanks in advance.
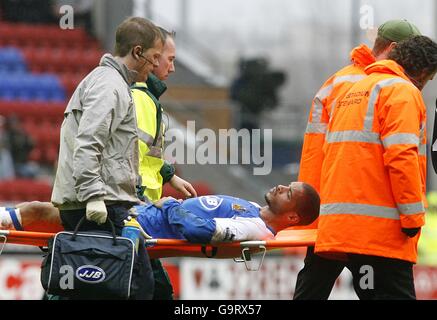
[114,17,164,57]
[295,183,320,226]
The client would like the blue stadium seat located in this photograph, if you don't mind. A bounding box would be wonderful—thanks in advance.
[0,73,65,101]
[0,48,65,102]
[38,74,66,101]
[0,47,27,73]
[0,73,19,99]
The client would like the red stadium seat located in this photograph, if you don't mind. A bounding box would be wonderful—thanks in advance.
[60,72,85,98]
[0,179,52,202]
[1,22,103,77]
[0,101,64,166]
[28,147,42,163]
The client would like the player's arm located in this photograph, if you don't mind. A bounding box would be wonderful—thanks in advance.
[211,217,274,243]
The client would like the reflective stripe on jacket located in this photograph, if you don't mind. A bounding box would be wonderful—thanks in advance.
[131,82,165,201]
[295,44,375,230]
[299,44,374,192]
[315,60,426,263]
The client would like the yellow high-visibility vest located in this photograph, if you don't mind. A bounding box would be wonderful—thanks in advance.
[131,82,165,202]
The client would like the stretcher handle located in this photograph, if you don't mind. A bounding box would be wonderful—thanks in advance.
[0,235,6,256]
[234,245,266,271]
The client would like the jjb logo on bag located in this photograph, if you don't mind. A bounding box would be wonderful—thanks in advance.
[76,265,106,284]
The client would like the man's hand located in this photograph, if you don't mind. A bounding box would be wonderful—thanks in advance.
[402,227,421,238]
[153,196,182,209]
[169,175,197,198]
[86,198,108,225]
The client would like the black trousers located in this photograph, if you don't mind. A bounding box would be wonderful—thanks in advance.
[150,259,174,300]
[293,246,416,300]
[60,204,155,300]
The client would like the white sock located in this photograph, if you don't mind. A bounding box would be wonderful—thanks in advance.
[0,207,22,230]
[0,207,13,230]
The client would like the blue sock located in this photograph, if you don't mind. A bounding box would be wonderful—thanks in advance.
[6,208,23,231]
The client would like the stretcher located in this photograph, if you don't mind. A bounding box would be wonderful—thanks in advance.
[0,228,317,271]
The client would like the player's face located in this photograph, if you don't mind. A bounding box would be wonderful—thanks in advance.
[265,182,301,215]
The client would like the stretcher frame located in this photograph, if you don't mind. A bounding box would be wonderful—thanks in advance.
[0,229,317,271]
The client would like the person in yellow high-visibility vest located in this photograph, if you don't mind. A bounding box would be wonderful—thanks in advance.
[131,27,197,301]
[131,28,196,203]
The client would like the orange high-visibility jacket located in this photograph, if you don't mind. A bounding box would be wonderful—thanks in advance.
[295,45,375,230]
[315,60,426,263]
[298,44,375,193]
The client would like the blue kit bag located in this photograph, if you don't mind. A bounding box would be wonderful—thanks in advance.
[40,217,136,299]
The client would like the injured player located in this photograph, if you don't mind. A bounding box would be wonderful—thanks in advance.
[0,182,319,243]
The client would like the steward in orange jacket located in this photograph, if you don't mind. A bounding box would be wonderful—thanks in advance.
[298,21,421,228]
[312,35,437,300]
[316,59,426,263]
[294,21,427,300]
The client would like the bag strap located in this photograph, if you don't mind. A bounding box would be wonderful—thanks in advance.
[72,216,117,245]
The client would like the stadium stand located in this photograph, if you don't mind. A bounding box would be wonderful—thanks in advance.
[0,22,214,202]
[0,22,102,202]
[0,101,63,165]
